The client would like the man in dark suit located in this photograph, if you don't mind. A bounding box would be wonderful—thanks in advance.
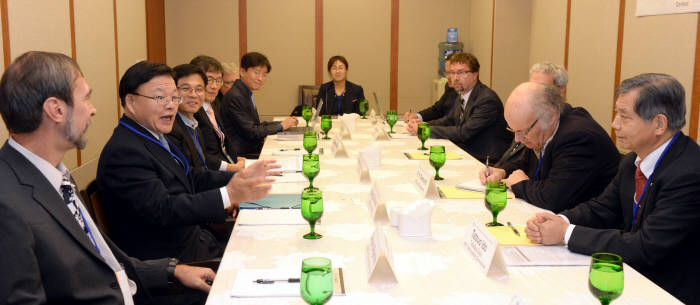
[190,55,245,172]
[0,51,216,305]
[480,82,619,212]
[403,57,459,123]
[219,52,298,157]
[525,73,700,304]
[97,61,278,263]
[407,52,513,162]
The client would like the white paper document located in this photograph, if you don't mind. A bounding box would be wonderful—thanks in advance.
[275,155,303,172]
[389,132,415,139]
[501,246,590,266]
[235,209,307,226]
[230,269,299,297]
[456,179,486,192]
[273,172,307,184]
[275,133,303,141]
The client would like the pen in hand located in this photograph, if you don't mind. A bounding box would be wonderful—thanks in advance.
[485,155,490,179]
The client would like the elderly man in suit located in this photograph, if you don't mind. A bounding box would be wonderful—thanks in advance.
[525,73,700,304]
[219,52,298,157]
[0,51,216,305]
[407,52,513,162]
[97,61,278,263]
[480,81,619,212]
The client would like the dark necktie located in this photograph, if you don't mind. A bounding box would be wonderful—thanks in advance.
[61,175,88,233]
[634,164,647,203]
[459,99,466,121]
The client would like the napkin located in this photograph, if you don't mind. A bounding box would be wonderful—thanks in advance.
[398,199,435,237]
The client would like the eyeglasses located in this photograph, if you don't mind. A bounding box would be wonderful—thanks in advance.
[207,77,224,86]
[330,66,346,71]
[132,93,183,105]
[507,118,539,136]
[178,86,205,95]
[222,81,234,87]
[445,70,473,77]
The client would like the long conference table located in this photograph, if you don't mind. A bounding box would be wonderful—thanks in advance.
[205,116,681,305]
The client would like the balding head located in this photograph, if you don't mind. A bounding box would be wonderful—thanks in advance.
[505,82,563,149]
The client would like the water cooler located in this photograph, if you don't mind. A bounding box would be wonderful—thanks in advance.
[437,28,464,77]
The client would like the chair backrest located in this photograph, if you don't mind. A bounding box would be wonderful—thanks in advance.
[298,85,320,107]
[79,180,111,239]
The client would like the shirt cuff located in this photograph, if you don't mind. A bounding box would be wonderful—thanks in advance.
[219,161,229,171]
[557,214,574,245]
[220,187,231,209]
[277,122,284,132]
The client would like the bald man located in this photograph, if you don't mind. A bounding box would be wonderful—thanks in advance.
[480,82,619,212]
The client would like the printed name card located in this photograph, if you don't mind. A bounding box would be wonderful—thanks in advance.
[464,218,508,278]
[331,137,349,158]
[356,155,371,184]
[413,164,440,200]
[365,226,398,289]
[366,182,388,223]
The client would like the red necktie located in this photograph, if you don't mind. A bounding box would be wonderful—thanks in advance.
[634,164,647,203]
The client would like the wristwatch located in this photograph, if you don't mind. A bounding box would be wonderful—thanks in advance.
[167,258,179,283]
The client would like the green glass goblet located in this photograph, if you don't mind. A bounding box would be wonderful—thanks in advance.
[386,110,398,134]
[589,253,624,305]
[301,189,324,240]
[359,99,369,119]
[303,131,317,155]
[429,145,446,180]
[484,181,507,226]
[302,153,320,190]
[302,106,313,127]
[320,115,332,139]
[300,257,333,304]
[417,122,430,150]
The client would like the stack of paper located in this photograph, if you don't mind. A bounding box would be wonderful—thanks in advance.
[486,225,536,246]
[241,193,301,209]
[438,186,515,199]
[236,209,307,226]
[501,246,590,266]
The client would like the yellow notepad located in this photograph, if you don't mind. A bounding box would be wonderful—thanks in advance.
[404,152,463,160]
[438,186,514,199]
[486,225,541,246]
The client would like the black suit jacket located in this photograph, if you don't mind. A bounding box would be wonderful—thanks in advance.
[194,102,237,167]
[428,80,513,162]
[167,113,216,170]
[317,80,365,115]
[220,79,282,156]
[418,83,459,122]
[503,104,620,212]
[561,133,700,304]
[97,115,233,262]
[0,143,168,305]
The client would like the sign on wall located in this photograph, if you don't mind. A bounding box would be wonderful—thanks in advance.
[637,0,700,16]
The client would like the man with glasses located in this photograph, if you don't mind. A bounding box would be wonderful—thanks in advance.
[407,52,512,162]
[402,55,459,123]
[220,52,298,157]
[97,61,280,263]
[190,55,245,172]
[480,82,619,212]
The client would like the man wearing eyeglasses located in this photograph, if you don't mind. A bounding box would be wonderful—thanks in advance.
[219,52,298,157]
[479,82,619,212]
[407,52,512,163]
[97,61,280,264]
[403,54,459,123]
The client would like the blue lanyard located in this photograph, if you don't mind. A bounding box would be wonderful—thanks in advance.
[119,120,190,175]
[532,148,545,182]
[630,132,680,231]
[178,114,208,169]
[77,206,100,254]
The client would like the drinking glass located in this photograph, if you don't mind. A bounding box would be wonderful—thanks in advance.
[429,145,446,180]
[300,257,333,304]
[359,99,369,119]
[321,115,332,139]
[386,110,398,134]
[417,123,430,150]
[484,181,507,226]
[589,253,624,305]
[302,153,320,190]
[301,189,324,239]
[302,106,313,127]
[303,131,317,155]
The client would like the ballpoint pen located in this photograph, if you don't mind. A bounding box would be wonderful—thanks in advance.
[253,278,300,284]
[485,155,490,178]
[507,221,520,236]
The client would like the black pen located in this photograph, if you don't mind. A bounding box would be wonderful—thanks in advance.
[507,222,520,236]
[279,148,300,151]
[512,142,521,152]
[253,278,300,284]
